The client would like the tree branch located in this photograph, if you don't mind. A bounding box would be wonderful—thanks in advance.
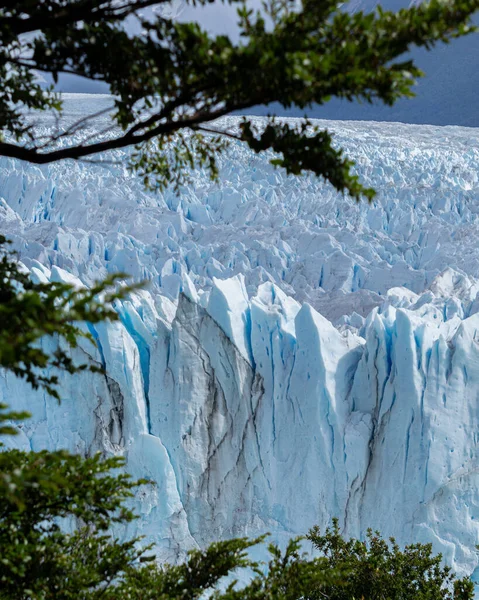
[6,58,108,82]
[1,0,168,36]
[0,102,257,164]
[194,124,242,142]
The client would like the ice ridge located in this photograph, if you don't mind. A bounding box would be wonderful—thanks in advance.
[1,96,479,582]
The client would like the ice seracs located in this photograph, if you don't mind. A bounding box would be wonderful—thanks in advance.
[1,95,479,581]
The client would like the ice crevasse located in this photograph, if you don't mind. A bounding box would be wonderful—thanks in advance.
[2,97,479,580]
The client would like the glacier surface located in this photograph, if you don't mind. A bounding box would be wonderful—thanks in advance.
[2,95,479,579]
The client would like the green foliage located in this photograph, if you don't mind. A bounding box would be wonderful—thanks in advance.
[306,518,475,600]
[0,403,31,437]
[0,450,147,599]
[130,130,229,192]
[0,236,133,399]
[114,537,342,600]
[240,119,376,200]
[0,0,477,199]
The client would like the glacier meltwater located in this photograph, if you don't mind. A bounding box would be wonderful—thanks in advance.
[2,94,479,580]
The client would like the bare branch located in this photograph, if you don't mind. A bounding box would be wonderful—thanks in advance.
[69,123,118,146]
[125,91,202,137]
[6,58,108,81]
[194,124,242,142]
[34,105,116,150]
[78,157,124,166]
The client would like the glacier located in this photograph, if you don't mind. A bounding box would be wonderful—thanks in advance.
[2,95,479,580]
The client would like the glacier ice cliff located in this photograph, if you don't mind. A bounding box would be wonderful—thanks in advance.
[2,95,479,580]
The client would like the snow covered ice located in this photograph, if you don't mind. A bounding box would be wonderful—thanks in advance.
[2,95,479,579]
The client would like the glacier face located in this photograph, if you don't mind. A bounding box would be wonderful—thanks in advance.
[2,95,479,578]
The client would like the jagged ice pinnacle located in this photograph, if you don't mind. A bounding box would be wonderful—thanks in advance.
[2,95,479,581]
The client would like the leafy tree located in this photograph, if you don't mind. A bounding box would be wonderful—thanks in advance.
[306,519,475,600]
[0,236,131,400]
[0,0,478,199]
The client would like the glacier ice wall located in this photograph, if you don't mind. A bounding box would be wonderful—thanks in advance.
[2,96,479,579]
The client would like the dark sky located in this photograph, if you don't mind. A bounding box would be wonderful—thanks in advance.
[51,0,479,127]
